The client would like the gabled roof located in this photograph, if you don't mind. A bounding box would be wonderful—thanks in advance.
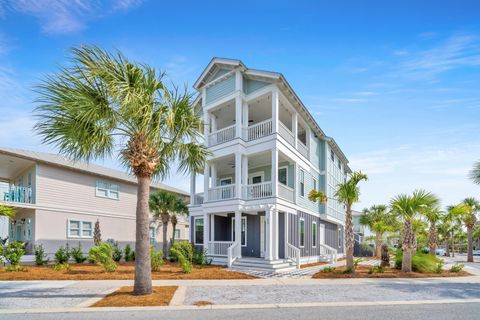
[0,147,189,196]
[194,58,351,167]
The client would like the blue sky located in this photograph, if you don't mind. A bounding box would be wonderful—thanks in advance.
[0,0,479,209]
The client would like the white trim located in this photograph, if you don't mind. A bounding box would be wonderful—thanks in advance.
[231,216,247,247]
[219,177,233,186]
[312,221,317,248]
[299,168,305,198]
[260,215,265,257]
[67,219,93,239]
[95,180,120,200]
[248,171,264,184]
[278,165,288,186]
[193,216,204,245]
[299,217,305,248]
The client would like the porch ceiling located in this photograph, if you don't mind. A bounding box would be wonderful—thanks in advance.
[0,154,34,180]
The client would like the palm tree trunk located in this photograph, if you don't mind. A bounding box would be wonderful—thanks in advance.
[133,175,152,295]
[444,239,450,257]
[172,221,177,245]
[402,220,414,272]
[467,226,474,263]
[428,223,437,256]
[451,231,455,257]
[345,204,354,270]
[161,215,169,258]
[375,233,382,258]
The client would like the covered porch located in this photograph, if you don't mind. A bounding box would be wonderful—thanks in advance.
[0,151,36,205]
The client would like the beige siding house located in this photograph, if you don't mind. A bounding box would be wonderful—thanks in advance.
[0,147,189,257]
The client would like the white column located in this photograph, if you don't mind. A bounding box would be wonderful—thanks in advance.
[272,89,279,133]
[203,110,210,147]
[235,96,242,139]
[273,211,279,260]
[203,212,210,251]
[292,112,298,148]
[305,126,311,159]
[242,155,248,198]
[210,214,215,242]
[284,212,289,254]
[203,163,209,202]
[211,163,217,188]
[234,210,242,257]
[242,101,249,140]
[293,162,298,203]
[190,173,196,205]
[265,208,274,260]
[235,153,242,199]
[211,114,217,132]
[235,70,243,92]
[271,148,278,197]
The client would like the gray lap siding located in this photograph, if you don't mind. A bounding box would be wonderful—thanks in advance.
[288,210,344,257]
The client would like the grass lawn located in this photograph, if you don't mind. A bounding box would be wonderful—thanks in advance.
[0,261,255,280]
[91,286,178,307]
[312,265,471,279]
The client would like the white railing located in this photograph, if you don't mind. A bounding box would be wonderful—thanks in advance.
[319,243,338,262]
[279,122,295,146]
[207,241,234,257]
[208,125,236,146]
[287,243,301,269]
[227,241,240,267]
[192,193,204,205]
[297,140,309,159]
[247,119,272,141]
[278,183,294,202]
[207,184,235,201]
[244,181,273,199]
[1,185,34,204]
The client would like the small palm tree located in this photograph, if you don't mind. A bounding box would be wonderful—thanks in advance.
[454,198,480,262]
[335,171,368,270]
[170,197,188,245]
[149,190,178,256]
[470,160,480,185]
[34,46,208,295]
[360,205,396,258]
[422,206,444,256]
[390,190,439,272]
[0,205,15,219]
[437,218,453,257]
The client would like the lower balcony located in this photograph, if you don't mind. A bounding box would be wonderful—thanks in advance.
[1,185,34,205]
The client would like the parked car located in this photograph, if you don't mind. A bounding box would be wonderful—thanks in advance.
[436,248,446,256]
[473,250,480,256]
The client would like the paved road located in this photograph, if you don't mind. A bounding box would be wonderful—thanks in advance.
[1,302,479,320]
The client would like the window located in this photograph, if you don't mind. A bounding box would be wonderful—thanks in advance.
[312,221,317,248]
[232,217,247,246]
[338,161,342,170]
[278,167,288,186]
[68,220,93,238]
[194,217,204,244]
[96,180,119,200]
[174,229,181,239]
[330,150,335,162]
[149,227,156,245]
[299,169,305,197]
[299,218,305,247]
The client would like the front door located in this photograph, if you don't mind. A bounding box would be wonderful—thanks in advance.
[15,225,22,241]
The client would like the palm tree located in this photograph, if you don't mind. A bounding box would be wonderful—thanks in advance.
[470,160,480,185]
[0,205,15,219]
[422,206,444,256]
[437,217,452,257]
[456,198,480,262]
[34,46,208,295]
[390,190,439,272]
[335,171,368,270]
[149,190,179,257]
[170,197,188,245]
[359,205,396,258]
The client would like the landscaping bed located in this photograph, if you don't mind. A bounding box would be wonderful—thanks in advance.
[0,261,255,280]
[312,265,471,279]
[91,286,178,307]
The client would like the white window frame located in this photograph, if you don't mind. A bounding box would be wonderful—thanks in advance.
[248,172,264,184]
[231,216,247,247]
[312,221,317,248]
[299,218,305,248]
[174,229,181,239]
[95,180,120,200]
[67,219,93,239]
[299,169,305,197]
[194,217,204,245]
[149,226,156,245]
[278,166,288,186]
[219,177,233,186]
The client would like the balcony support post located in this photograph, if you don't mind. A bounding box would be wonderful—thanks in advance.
[190,173,196,205]
[272,89,279,134]
[204,163,210,202]
[241,155,248,199]
[234,210,242,257]
[271,148,278,198]
[235,96,243,139]
[235,153,242,199]
[293,111,298,149]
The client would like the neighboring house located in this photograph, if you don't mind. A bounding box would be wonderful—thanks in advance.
[352,209,373,256]
[0,147,189,257]
[188,58,350,271]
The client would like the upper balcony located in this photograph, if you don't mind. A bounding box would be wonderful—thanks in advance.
[204,91,310,160]
[0,152,36,206]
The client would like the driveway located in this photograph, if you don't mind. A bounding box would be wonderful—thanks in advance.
[442,254,480,276]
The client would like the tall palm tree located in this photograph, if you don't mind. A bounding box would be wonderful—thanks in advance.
[34,46,207,295]
[456,198,480,262]
[437,217,452,257]
[470,160,480,185]
[335,171,368,270]
[390,190,439,272]
[422,206,444,256]
[359,205,396,258]
[149,190,179,256]
[0,205,15,219]
[170,197,188,245]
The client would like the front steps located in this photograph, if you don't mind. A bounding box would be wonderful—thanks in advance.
[229,257,297,272]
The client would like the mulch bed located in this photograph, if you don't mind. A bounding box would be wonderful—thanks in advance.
[312,265,471,279]
[300,261,328,269]
[0,261,256,281]
[91,286,178,307]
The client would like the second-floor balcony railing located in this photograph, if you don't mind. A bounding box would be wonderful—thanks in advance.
[208,124,236,146]
[279,122,295,146]
[244,181,273,200]
[278,183,294,202]
[1,185,34,204]
[297,140,309,159]
[208,184,235,201]
[246,119,272,141]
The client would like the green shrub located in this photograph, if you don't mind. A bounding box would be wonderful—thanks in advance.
[124,244,135,262]
[150,246,164,272]
[435,260,445,274]
[321,266,336,273]
[112,242,123,262]
[70,243,87,264]
[52,262,70,271]
[450,263,464,273]
[353,258,363,267]
[88,242,117,272]
[170,242,193,273]
[54,245,71,264]
[368,265,385,274]
[343,266,354,274]
[3,241,25,267]
[412,253,442,273]
[34,244,49,266]
[192,248,210,265]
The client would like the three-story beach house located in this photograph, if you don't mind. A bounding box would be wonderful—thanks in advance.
[189,58,350,271]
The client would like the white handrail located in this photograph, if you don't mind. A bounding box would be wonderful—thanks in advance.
[207,184,235,201]
[319,243,338,262]
[227,241,240,267]
[247,119,272,141]
[208,241,234,256]
[279,121,295,146]
[208,124,236,146]
[297,140,309,159]
[244,181,273,199]
[286,243,301,269]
